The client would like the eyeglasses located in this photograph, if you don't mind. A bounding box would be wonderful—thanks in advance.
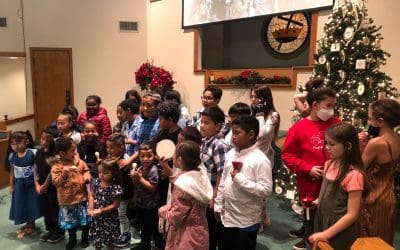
[201,96,214,101]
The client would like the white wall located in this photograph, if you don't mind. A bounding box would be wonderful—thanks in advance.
[147,0,400,130]
[0,58,26,118]
[22,0,147,123]
[0,0,24,51]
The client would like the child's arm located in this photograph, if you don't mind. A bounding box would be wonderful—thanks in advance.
[9,165,14,193]
[97,198,121,215]
[214,161,230,218]
[137,174,157,192]
[159,157,173,177]
[232,160,272,198]
[256,112,278,141]
[281,127,315,177]
[88,185,95,216]
[308,190,362,243]
[211,141,228,208]
[119,152,138,168]
[160,191,191,227]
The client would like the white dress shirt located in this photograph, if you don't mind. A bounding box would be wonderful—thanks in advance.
[214,144,272,228]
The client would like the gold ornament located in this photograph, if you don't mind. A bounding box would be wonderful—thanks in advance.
[340,50,346,64]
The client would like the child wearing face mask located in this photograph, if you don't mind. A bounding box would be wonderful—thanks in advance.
[282,86,340,250]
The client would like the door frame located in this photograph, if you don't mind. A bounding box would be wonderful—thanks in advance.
[30,47,74,139]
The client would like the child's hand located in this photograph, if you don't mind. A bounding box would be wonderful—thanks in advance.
[308,231,329,244]
[214,212,221,222]
[35,183,41,194]
[130,169,141,182]
[93,209,102,217]
[40,184,49,194]
[119,159,131,169]
[230,169,240,179]
[9,184,14,194]
[310,166,323,179]
[158,204,171,219]
[312,198,319,207]
[125,139,137,145]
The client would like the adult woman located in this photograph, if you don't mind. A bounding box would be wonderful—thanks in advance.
[359,98,400,245]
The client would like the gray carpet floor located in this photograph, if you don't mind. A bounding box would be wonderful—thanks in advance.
[0,189,398,249]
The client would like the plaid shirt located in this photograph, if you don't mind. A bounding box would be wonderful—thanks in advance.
[200,135,229,187]
[132,116,159,153]
[121,115,143,156]
[190,107,230,137]
[190,108,204,129]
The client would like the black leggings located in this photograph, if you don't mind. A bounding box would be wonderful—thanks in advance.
[67,225,89,241]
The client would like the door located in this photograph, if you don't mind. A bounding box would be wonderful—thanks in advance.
[30,48,74,139]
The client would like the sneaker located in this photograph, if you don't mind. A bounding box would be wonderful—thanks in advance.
[40,231,53,242]
[65,238,77,250]
[47,233,65,243]
[288,225,305,238]
[293,239,306,250]
[113,231,131,247]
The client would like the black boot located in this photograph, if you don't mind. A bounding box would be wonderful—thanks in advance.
[80,226,89,248]
[65,229,77,250]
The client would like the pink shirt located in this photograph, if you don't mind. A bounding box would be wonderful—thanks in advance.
[325,161,364,192]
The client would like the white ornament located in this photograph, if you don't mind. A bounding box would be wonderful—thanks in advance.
[338,70,346,81]
[318,55,327,64]
[378,82,386,88]
[357,82,365,95]
[356,59,366,70]
[343,27,355,42]
[275,186,283,194]
[330,43,341,52]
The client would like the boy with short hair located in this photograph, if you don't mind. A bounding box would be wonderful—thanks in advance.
[199,106,229,250]
[191,86,223,130]
[151,100,181,206]
[119,98,142,156]
[224,102,251,148]
[214,115,272,250]
[120,91,161,166]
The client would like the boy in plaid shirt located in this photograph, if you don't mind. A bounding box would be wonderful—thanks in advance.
[199,106,229,250]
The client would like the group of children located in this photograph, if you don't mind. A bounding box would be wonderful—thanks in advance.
[5,83,400,250]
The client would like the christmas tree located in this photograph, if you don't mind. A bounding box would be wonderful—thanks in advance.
[312,0,400,206]
[312,0,398,125]
[274,165,303,214]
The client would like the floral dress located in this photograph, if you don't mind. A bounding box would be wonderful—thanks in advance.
[90,179,123,248]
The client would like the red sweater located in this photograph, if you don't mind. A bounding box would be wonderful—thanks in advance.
[78,107,112,145]
[282,117,340,201]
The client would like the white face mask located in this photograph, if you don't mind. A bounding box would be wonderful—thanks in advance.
[317,108,334,121]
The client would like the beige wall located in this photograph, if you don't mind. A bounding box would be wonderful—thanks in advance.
[0,0,399,132]
[0,59,26,117]
[0,0,24,51]
[148,0,400,130]
[22,0,147,122]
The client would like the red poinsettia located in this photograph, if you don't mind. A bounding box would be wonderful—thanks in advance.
[135,62,175,93]
[240,70,252,79]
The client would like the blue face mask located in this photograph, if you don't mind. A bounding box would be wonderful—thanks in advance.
[367,125,380,137]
